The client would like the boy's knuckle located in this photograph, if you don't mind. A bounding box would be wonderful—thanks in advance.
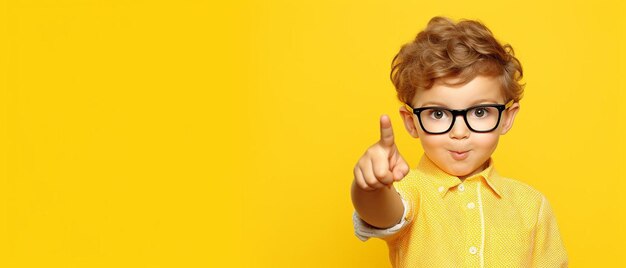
[365,178,383,189]
[357,179,369,190]
[357,158,367,168]
[372,165,383,178]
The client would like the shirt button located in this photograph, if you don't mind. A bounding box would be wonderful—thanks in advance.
[467,202,475,209]
[458,184,465,192]
[469,246,478,255]
[438,186,445,192]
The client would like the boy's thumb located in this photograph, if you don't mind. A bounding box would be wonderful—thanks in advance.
[392,160,409,181]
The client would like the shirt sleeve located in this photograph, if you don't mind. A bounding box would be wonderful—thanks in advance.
[352,197,411,242]
[531,195,569,267]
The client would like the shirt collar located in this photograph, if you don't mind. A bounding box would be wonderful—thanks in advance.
[415,154,504,199]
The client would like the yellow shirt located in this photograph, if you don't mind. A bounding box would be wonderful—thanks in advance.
[353,155,568,267]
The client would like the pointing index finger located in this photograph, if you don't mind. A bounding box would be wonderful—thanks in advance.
[379,114,395,147]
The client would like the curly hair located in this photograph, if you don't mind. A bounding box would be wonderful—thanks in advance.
[390,16,524,105]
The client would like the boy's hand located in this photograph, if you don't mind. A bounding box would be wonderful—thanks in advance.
[353,115,410,191]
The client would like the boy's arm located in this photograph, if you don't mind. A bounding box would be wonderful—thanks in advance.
[351,181,404,228]
[351,115,409,229]
[531,195,569,267]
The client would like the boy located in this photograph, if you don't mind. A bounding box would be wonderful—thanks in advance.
[351,16,568,267]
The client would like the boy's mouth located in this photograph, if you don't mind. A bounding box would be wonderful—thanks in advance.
[449,150,469,160]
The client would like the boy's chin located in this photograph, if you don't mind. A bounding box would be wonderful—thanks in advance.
[442,163,483,179]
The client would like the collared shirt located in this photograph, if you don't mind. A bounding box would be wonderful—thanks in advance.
[353,155,568,267]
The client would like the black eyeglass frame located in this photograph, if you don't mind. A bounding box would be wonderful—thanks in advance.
[405,100,514,134]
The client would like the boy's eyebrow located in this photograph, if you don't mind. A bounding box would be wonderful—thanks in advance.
[418,99,502,108]
[469,98,503,105]
[418,101,449,107]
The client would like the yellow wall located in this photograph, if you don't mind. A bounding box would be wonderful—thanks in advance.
[0,0,624,267]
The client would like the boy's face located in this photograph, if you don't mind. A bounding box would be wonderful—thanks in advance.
[399,75,520,180]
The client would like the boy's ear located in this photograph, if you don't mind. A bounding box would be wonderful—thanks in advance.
[399,106,420,138]
[499,102,520,135]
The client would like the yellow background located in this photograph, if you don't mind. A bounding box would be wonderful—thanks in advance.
[0,0,624,267]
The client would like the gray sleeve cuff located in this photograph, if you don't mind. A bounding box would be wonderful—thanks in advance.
[352,198,410,241]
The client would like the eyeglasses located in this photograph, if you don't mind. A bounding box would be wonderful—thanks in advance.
[405,100,514,134]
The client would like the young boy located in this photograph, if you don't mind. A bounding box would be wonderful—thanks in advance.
[351,16,568,267]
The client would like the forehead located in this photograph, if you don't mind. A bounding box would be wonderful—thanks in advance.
[412,75,505,108]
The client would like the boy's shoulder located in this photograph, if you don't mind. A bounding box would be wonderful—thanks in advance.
[492,173,546,203]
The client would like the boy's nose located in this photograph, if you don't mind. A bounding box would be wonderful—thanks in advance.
[449,115,470,139]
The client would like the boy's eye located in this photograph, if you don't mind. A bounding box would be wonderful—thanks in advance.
[471,108,489,118]
[428,109,448,120]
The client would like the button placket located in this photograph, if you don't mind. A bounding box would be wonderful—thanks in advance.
[461,181,481,266]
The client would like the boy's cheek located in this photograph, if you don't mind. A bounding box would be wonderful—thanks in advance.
[472,134,500,151]
[418,136,445,151]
